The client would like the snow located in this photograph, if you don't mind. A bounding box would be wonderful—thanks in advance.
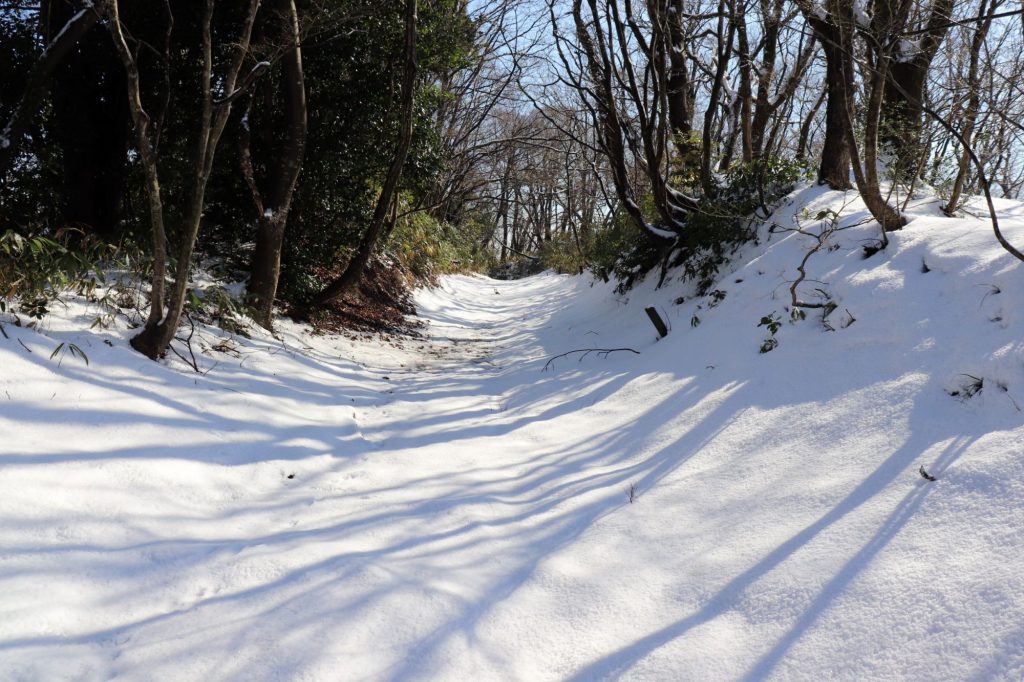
[624,199,676,239]
[853,0,871,28]
[896,38,923,63]
[1,185,1024,680]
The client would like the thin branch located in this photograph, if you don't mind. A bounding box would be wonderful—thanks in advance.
[542,347,640,371]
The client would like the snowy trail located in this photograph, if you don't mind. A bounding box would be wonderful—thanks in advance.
[2,186,1024,680]
[0,275,660,681]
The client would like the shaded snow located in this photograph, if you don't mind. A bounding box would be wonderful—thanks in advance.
[1,185,1023,680]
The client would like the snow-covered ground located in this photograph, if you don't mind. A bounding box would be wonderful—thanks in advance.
[1,185,1023,680]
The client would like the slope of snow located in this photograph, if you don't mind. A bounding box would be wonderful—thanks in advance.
[1,185,1022,680]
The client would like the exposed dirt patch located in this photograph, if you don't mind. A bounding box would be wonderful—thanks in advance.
[294,254,425,338]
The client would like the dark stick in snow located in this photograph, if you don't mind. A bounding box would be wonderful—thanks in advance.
[543,348,640,371]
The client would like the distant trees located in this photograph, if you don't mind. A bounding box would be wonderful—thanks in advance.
[2,0,1024,352]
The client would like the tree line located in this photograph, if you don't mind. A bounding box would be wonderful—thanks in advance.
[1,0,1024,359]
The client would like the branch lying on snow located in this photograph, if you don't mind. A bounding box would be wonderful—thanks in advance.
[170,313,199,372]
[542,347,639,372]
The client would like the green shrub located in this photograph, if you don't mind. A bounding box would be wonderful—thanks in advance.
[592,156,808,294]
[387,208,493,279]
[537,232,587,274]
[0,229,114,319]
[588,196,665,291]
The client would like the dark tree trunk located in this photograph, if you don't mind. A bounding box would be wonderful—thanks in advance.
[880,0,953,176]
[307,0,418,310]
[46,0,129,241]
[664,0,695,153]
[734,3,754,163]
[700,0,734,196]
[245,0,307,329]
[112,0,264,360]
[817,23,852,189]
[0,1,102,181]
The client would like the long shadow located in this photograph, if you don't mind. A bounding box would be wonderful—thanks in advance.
[565,426,974,681]
[0,351,747,660]
[2,237,1010,678]
[741,435,976,681]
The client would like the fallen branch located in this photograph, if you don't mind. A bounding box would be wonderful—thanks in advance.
[170,312,199,372]
[543,347,639,372]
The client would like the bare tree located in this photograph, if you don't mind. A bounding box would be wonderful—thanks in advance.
[799,0,906,233]
[944,0,1001,214]
[749,1,817,158]
[106,0,265,359]
[243,0,307,330]
[554,0,700,245]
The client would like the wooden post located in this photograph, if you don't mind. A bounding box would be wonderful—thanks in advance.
[645,307,669,338]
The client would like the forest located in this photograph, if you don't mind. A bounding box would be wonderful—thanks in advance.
[2,0,1023,353]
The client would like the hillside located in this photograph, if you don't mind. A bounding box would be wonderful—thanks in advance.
[1,184,1022,680]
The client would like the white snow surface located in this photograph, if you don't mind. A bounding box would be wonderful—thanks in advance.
[2,185,1024,680]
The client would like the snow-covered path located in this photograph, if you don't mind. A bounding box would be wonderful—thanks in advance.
[2,187,1024,680]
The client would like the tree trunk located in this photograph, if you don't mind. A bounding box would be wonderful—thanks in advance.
[0,1,101,179]
[815,19,852,189]
[840,0,907,232]
[880,0,953,175]
[750,0,782,158]
[945,0,997,214]
[800,0,905,231]
[700,0,734,195]
[663,0,695,159]
[307,0,418,310]
[107,0,263,359]
[246,0,308,330]
[105,0,168,344]
[796,88,826,161]
[734,2,754,163]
